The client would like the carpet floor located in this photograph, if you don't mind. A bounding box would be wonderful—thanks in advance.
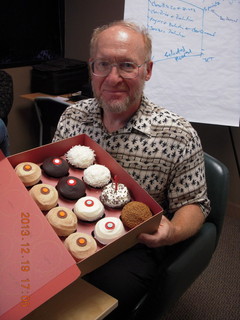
[161,213,240,320]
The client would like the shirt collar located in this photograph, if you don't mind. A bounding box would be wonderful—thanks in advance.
[77,96,153,137]
[128,95,152,137]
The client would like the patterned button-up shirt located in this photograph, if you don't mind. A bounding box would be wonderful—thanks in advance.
[53,96,210,217]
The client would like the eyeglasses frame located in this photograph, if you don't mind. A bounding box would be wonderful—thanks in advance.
[89,59,148,79]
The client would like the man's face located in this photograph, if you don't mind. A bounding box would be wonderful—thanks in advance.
[90,26,152,114]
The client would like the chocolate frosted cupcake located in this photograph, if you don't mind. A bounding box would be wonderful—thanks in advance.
[56,176,86,200]
[42,156,69,178]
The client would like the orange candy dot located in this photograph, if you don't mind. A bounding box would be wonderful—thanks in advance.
[23,164,32,171]
[41,187,50,194]
[76,237,87,247]
[57,210,67,219]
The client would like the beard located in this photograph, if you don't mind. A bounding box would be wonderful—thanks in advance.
[92,80,145,114]
[97,95,131,113]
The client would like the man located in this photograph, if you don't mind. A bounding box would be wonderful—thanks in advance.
[53,20,210,319]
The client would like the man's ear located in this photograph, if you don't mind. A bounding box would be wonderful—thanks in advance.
[145,61,153,81]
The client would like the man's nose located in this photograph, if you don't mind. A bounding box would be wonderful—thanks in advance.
[106,65,122,80]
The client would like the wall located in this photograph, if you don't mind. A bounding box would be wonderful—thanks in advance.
[64,0,125,61]
[3,0,239,216]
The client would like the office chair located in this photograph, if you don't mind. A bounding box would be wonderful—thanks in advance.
[34,97,71,145]
[132,153,229,319]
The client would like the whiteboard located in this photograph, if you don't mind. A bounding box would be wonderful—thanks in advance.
[124,0,240,127]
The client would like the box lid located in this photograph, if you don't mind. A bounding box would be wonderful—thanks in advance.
[0,152,80,320]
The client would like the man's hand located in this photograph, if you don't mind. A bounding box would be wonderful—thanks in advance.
[138,215,176,247]
[138,204,205,248]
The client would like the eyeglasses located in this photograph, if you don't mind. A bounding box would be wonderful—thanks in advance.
[90,59,147,79]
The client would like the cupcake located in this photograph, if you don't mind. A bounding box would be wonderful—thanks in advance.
[65,145,95,169]
[15,162,41,187]
[100,182,131,208]
[29,183,58,211]
[121,201,153,229]
[64,232,97,260]
[42,156,69,178]
[74,196,105,222]
[83,164,111,188]
[94,217,125,245]
[56,176,86,200]
[46,207,78,237]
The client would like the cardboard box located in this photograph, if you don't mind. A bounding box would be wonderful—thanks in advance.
[0,134,163,320]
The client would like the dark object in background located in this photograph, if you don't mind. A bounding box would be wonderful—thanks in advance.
[31,58,89,95]
[0,0,64,69]
[34,97,70,145]
[0,70,13,126]
[81,82,93,98]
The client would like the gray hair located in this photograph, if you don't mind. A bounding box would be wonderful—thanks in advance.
[90,20,152,61]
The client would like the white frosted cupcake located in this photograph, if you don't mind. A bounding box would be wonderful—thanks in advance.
[74,196,104,222]
[65,145,95,169]
[46,207,78,237]
[64,232,97,260]
[83,164,111,188]
[94,217,125,245]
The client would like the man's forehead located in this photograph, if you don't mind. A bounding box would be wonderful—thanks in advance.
[93,26,145,61]
[100,25,139,40]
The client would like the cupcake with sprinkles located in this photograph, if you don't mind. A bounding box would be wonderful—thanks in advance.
[100,177,131,208]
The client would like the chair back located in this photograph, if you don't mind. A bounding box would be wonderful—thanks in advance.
[131,153,230,319]
[34,97,70,145]
[204,153,229,245]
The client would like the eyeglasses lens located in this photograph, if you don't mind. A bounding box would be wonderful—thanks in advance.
[92,61,139,78]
